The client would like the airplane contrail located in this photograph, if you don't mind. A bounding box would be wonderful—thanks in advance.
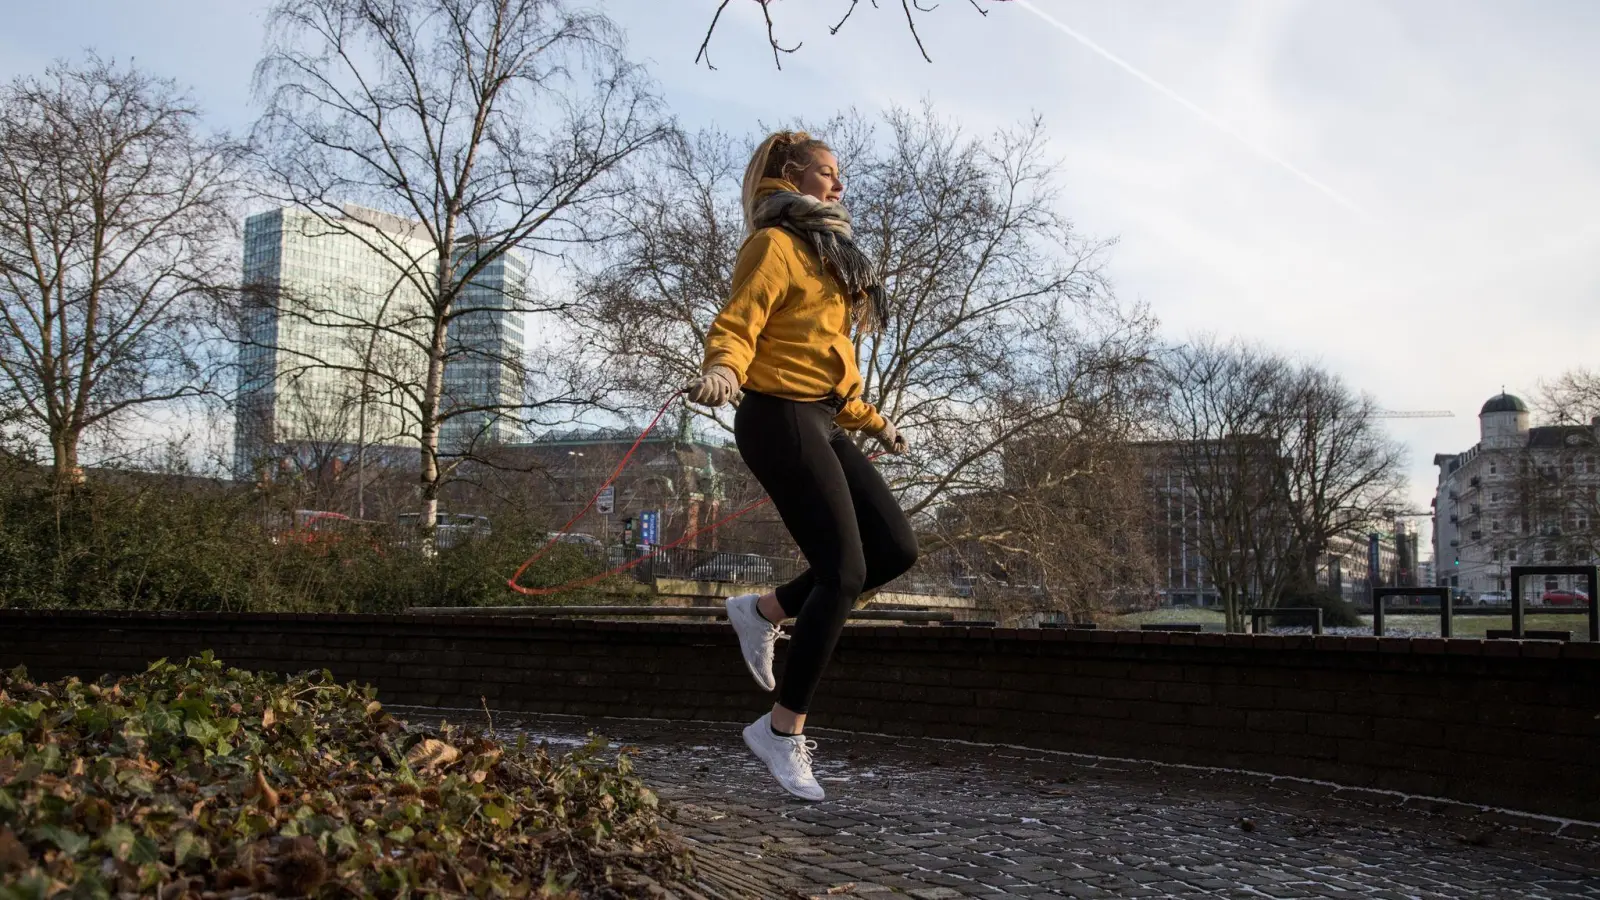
[1013,0,1370,219]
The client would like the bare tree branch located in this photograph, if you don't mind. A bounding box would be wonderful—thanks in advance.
[697,0,1010,69]
[694,0,735,70]
[760,0,803,69]
[830,0,866,35]
[900,0,933,63]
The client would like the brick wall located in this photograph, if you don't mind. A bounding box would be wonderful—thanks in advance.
[2,611,1597,821]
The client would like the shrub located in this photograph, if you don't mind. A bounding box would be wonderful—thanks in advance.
[0,463,622,613]
[1271,583,1364,628]
[0,655,692,897]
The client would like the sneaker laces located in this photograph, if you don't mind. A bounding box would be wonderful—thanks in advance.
[792,737,817,770]
[753,609,786,642]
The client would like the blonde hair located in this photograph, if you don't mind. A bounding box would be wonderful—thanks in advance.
[740,130,834,234]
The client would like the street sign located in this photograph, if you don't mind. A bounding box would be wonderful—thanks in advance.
[639,510,659,546]
[596,485,615,515]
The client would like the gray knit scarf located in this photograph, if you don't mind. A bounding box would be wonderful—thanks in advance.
[752,190,888,331]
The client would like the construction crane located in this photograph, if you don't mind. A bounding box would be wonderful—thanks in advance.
[1373,410,1454,419]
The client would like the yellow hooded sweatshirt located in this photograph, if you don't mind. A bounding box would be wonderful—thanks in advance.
[701,178,886,435]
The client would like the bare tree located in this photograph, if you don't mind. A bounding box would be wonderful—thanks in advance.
[0,58,241,487]
[571,105,1158,615]
[1156,340,1405,630]
[250,0,670,538]
[1278,365,1406,593]
[1502,368,1600,573]
[695,0,1012,69]
[1155,341,1293,631]
[931,395,1160,623]
[1537,368,1600,427]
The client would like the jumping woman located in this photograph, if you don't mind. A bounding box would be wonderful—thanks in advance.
[685,131,918,801]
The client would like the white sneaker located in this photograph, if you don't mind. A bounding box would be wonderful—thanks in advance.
[726,593,779,692]
[743,712,825,801]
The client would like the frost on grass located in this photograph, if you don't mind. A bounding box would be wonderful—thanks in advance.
[0,654,692,898]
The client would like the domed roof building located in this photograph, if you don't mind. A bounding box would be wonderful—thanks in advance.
[1479,393,1529,415]
[1432,392,1600,602]
[1478,392,1531,451]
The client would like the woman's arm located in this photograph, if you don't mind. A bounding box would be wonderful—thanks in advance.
[834,398,886,435]
[702,230,791,380]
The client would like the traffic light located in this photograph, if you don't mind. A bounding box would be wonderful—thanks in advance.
[1453,555,1459,566]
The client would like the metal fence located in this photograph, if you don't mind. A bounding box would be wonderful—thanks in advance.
[639,545,808,586]
[628,544,971,597]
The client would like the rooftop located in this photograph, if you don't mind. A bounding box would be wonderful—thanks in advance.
[1480,393,1529,415]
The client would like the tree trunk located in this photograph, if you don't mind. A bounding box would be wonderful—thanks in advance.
[1223,583,1242,633]
[51,426,84,489]
[419,319,448,552]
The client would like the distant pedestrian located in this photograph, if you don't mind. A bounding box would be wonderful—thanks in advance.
[685,130,918,801]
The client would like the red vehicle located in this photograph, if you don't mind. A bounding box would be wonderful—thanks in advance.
[275,510,386,557]
[1540,589,1590,606]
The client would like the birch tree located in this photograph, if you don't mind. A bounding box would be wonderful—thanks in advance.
[251,0,669,538]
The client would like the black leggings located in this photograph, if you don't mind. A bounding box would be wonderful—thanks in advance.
[734,390,919,714]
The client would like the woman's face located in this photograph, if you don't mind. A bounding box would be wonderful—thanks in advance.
[793,149,844,204]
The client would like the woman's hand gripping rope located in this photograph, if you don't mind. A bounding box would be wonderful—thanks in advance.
[871,418,909,455]
[684,366,741,407]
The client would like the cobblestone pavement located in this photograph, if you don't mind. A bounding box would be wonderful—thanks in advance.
[396,709,1600,899]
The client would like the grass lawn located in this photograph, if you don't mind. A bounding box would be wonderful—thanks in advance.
[1377,612,1593,640]
[1111,607,1591,640]
[1114,608,1226,626]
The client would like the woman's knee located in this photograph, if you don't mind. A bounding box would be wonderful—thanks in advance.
[818,549,868,599]
[885,532,919,580]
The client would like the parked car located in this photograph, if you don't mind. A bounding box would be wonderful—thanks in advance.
[274,510,349,545]
[274,510,387,556]
[396,512,492,550]
[1540,589,1590,606]
[689,553,775,584]
[548,532,604,558]
[1476,591,1510,606]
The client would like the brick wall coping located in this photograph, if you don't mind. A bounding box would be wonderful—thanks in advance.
[3,609,1594,661]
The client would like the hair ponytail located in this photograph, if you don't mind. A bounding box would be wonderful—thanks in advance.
[740,132,785,235]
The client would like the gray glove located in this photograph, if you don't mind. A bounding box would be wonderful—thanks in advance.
[685,365,740,407]
[872,418,909,455]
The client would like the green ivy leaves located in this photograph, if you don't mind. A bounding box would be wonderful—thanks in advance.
[0,656,691,897]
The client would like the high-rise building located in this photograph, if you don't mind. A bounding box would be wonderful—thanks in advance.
[440,247,527,453]
[235,206,526,477]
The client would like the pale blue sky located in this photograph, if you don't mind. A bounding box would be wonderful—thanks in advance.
[6,1,1600,533]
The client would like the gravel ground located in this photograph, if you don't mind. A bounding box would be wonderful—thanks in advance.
[394,706,1600,899]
